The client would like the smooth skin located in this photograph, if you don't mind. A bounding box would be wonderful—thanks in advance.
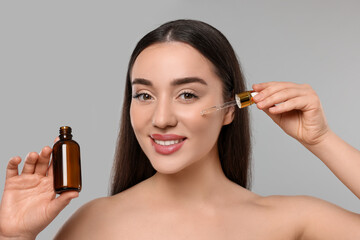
[1,42,360,239]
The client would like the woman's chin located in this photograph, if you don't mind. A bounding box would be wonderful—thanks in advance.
[151,161,189,175]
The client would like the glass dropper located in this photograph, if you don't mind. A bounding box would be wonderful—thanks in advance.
[200,90,258,116]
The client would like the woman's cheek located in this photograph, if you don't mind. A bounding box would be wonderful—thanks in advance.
[130,104,140,130]
[176,105,225,138]
[130,103,150,135]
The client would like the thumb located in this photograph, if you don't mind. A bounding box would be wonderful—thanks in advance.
[47,191,79,219]
[262,107,281,126]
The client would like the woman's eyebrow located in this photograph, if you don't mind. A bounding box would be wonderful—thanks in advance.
[131,77,208,86]
[171,77,208,86]
[132,78,152,86]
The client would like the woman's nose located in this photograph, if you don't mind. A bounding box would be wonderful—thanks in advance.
[151,99,177,129]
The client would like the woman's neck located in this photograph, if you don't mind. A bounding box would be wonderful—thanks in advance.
[149,147,235,206]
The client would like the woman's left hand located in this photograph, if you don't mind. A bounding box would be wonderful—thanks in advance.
[252,82,330,146]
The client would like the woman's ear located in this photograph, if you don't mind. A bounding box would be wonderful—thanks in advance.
[222,106,235,125]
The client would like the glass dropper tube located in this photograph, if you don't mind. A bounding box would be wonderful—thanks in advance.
[200,90,258,116]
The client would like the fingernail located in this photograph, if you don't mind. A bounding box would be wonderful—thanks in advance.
[253,92,263,101]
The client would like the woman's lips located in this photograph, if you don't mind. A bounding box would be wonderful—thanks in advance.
[150,134,186,155]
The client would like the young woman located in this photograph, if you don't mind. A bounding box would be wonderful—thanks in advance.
[1,19,359,240]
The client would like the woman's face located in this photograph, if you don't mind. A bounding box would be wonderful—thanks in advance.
[130,42,233,174]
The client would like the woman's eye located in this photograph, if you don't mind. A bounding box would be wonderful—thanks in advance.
[133,93,153,101]
[179,92,199,101]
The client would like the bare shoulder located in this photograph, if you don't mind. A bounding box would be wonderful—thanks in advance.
[258,194,359,217]
[54,185,145,239]
[255,194,360,239]
[54,196,114,239]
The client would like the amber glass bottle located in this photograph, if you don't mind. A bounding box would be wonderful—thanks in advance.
[52,126,82,194]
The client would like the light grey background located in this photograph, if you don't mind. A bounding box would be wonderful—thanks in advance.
[0,1,359,239]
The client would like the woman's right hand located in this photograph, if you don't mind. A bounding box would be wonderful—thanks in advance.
[0,145,79,240]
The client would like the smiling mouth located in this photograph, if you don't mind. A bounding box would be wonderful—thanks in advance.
[153,139,185,146]
[150,134,187,155]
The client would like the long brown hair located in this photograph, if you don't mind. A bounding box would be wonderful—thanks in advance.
[110,19,251,195]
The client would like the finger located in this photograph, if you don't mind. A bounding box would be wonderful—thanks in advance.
[262,108,281,125]
[34,146,52,176]
[47,158,54,177]
[47,191,79,220]
[21,152,39,175]
[252,82,303,102]
[252,81,291,92]
[252,82,274,91]
[252,81,298,91]
[54,137,60,144]
[6,156,22,179]
[268,97,307,115]
[256,88,307,110]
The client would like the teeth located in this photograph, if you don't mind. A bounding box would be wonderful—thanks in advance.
[154,139,183,146]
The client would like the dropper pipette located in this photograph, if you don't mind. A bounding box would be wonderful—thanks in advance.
[200,90,258,116]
